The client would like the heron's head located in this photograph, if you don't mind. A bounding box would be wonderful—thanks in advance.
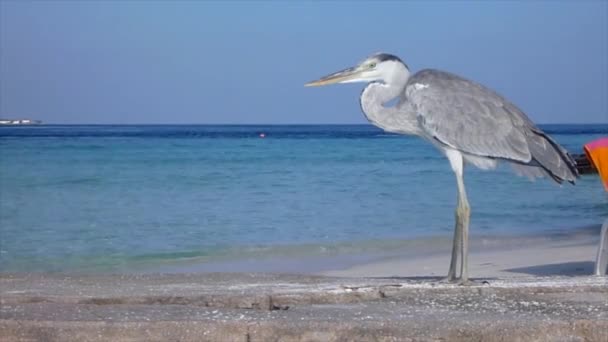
[305,53,409,87]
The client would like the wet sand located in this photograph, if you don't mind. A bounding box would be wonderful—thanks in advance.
[1,234,607,341]
[322,234,600,278]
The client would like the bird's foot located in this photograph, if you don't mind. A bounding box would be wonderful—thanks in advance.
[437,275,459,284]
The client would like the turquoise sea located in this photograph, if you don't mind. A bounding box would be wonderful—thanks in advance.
[1,124,607,273]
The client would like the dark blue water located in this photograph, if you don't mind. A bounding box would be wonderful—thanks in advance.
[1,124,607,272]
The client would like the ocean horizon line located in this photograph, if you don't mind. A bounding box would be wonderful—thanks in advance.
[2,123,605,139]
[2,122,606,126]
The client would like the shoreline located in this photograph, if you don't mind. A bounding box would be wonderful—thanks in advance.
[157,225,602,277]
[1,224,601,276]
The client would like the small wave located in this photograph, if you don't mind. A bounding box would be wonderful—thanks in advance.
[24,177,103,188]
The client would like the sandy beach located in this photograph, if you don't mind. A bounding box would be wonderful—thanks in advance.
[2,231,607,342]
[322,233,600,279]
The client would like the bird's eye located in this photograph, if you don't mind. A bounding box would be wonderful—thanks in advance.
[369,63,376,69]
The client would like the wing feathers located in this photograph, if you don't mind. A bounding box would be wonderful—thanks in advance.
[408,69,531,162]
[408,69,578,184]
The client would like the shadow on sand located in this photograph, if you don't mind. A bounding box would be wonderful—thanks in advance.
[504,261,595,276]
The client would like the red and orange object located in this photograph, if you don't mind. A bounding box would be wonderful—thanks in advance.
[584,137,608,191]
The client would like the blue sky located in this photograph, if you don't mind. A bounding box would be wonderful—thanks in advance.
[1,1,606,124]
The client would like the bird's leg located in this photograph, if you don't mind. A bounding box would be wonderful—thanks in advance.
[456,172,472,285]
[443,149,467,284]
[445,211,462,282]
[458,205,472,285]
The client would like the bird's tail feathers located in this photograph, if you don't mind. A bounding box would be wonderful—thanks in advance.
[525,130,578,184]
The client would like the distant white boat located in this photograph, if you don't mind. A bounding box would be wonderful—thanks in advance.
[0,119,42,125]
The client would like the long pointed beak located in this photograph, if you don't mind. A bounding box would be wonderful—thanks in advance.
[305,66,361,87]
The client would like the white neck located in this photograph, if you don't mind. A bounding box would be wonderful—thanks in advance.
[360,79,422,136]
[360,82,398,121]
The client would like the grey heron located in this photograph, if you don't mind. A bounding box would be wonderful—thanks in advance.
[305,53,578,284]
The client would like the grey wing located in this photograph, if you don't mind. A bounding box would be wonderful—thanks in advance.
[406,69,578,183]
